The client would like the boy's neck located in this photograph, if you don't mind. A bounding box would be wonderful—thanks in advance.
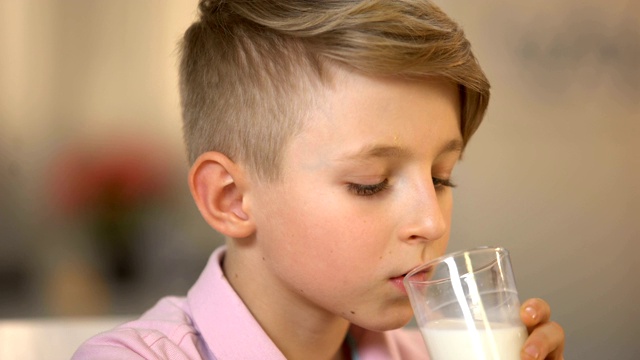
[223,245,352,360]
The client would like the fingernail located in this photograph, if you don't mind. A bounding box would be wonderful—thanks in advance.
[524,345,540,359]
[525,306,537,320]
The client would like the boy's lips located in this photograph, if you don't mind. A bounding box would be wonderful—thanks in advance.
[389,265,425,294]
[390,265,433,293]
[389,275,409,294]
[405,266,432,282]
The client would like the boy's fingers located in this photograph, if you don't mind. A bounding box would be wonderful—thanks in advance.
[521,321,565,360]
[521,298,551,328]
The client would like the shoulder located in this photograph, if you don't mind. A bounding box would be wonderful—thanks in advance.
[72,297,210,360]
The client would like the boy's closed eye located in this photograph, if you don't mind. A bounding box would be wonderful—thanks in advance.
[347,178,390,196]
[346,177,456,197]
[432,177,456,190]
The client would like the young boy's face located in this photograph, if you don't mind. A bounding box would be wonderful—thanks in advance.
[247,68,462,331]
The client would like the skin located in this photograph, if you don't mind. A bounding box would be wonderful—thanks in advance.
[521,298,566,360]
[190,66,565,359]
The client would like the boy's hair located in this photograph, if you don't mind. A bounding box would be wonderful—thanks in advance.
[179,0,490,181]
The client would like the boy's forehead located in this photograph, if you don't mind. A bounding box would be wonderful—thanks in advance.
[289,82,462,167]
[325,64,455,92]
[285,63,463,157]
[334,138,464,163]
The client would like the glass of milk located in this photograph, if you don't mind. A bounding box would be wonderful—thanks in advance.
[403,247,527,360]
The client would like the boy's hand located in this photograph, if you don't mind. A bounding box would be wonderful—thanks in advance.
[520,298,565,360]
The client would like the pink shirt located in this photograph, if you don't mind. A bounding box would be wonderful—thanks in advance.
[72,247,429,359]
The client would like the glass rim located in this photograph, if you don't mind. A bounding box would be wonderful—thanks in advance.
[403,246,509,285]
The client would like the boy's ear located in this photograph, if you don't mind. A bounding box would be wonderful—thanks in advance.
[188,152,255,239]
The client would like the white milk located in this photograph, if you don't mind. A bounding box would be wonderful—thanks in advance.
[420,319,527,360]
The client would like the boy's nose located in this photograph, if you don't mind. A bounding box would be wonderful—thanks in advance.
[398,180,448,243]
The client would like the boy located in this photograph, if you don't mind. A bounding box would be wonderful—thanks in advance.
[74,1,565,359]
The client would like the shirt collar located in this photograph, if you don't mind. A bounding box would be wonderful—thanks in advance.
[187,246,286,360]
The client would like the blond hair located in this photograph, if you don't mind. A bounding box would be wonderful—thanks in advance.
[179,0,490,181]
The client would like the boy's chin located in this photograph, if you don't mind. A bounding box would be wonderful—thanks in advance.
[351,308,415,332]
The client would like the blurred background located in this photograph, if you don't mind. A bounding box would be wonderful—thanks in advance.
[0,0,638,359]
[0,0,223,319]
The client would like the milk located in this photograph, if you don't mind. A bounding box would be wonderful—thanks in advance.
[420,319,527,360]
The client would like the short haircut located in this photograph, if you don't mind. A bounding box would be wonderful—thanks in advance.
[179,0,490,181]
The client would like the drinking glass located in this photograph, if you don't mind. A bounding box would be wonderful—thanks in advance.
[403,247,527,360]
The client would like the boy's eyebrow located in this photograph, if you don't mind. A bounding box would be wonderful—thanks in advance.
[338,138,464,162]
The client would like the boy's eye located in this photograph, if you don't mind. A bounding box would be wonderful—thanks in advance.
[432,177,456,189]
[347,179,389,197]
